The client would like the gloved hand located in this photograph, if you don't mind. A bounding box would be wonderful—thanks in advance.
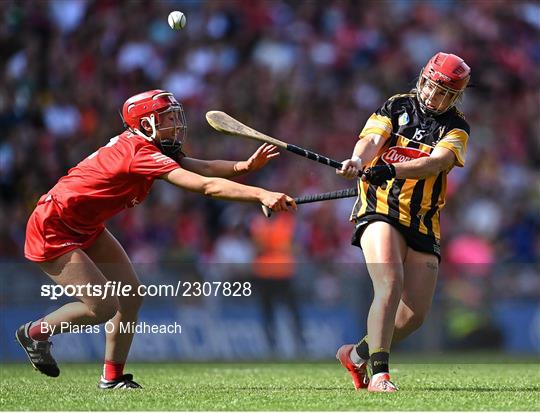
[362,164,396,188]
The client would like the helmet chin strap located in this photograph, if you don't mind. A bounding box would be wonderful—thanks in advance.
[132,114,157,141]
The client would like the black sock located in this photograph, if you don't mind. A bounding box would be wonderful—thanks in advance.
[370,351,389,375]
[354,336,370,360]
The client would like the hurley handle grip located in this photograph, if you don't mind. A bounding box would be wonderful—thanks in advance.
[261,187,358,218]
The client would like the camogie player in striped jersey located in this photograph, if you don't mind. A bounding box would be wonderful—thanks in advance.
[335,53,471,392]
[17,89,296,389]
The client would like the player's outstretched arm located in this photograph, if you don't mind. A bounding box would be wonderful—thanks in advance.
[161,167,296,212]
[180,144,279,178]
[337,133,386,179]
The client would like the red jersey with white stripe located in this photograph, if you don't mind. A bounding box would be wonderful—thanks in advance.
[46,131,180,233]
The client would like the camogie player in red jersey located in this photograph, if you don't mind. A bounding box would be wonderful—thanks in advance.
[17,89,296,389]
[336,53,471,392]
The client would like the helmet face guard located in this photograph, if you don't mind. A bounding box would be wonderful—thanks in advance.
[153,102,187,157]
[416,52,471,115]
[416,75,463,115]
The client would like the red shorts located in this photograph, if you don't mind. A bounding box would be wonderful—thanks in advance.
[24,195,105,262]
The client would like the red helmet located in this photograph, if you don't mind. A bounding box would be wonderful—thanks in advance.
[122,89,186,156]
[416,52,471,114]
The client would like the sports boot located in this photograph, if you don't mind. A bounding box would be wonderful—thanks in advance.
[367,373,398,392]
[98,374,142,389]
[336,344,369,390]
[16,322,59,377]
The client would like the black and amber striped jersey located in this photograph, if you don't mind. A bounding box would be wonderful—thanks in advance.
[350,93,470,240]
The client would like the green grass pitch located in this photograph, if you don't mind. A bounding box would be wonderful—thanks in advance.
[1,359,539,410]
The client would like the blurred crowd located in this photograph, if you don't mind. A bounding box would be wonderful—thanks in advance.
[1,0,539,310]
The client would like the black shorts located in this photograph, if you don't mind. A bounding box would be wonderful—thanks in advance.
[351,213,441,262]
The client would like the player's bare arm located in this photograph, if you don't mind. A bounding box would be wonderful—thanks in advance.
[393,146,456,179]
[337,133,387,179]
[161,167,296,212]
[180,144,279,178]
[361,146,456,187]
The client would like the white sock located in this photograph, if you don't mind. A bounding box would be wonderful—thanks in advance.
[349,347,367,365]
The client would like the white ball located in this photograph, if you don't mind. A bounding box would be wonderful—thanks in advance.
[168,11,186,30]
